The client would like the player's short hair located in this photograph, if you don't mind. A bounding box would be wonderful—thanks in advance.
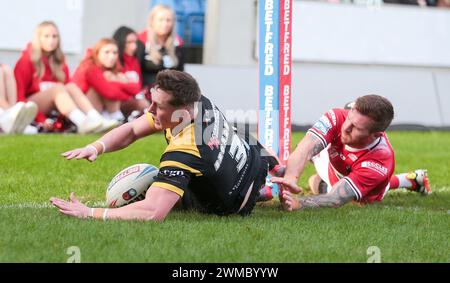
[354,94,394,133]
[155,70,201,107]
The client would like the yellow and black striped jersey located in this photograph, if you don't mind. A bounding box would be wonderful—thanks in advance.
[147,95,264,215]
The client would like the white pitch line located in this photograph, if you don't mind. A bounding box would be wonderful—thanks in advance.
[0,201,106,209]
[378,204,450,213]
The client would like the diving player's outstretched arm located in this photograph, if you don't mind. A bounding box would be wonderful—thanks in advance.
[271,132,325,193]
[51,186,181,221]
[62,114,161,162]
[279,179,357,211]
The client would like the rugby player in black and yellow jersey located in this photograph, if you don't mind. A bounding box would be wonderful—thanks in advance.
[50,70,281,221]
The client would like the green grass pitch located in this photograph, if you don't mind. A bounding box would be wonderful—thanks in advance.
[0,132,449,262]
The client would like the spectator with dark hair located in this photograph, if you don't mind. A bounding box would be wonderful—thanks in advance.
[112,26,150,119]
[137,4,184,88]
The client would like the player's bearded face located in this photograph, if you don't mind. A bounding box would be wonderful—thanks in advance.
[341,109,376,148]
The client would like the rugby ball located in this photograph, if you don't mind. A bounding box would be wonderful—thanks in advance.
[106,163,159,208]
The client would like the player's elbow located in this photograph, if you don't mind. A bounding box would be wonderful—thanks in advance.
[331,197,350,208]
[332,201,346,208]
[141,210,169,222]
[151,211,169,221]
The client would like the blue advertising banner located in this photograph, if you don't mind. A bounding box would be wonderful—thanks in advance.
[259,0,281,196]
[258,0,280,155]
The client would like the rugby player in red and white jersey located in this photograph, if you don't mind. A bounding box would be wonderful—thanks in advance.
[272,95,431,211]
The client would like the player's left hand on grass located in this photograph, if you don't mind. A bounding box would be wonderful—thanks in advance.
[62,146,98,162]
[50,192,91,219]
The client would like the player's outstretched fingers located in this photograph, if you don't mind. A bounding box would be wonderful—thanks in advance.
[284,199,293,211]
[279,190,289,210]
[271,177,302,194]
[61,150,72,157]
[69,192,80,203]
[62,149,81,160]
[270,177,284,188]
[75,150,89,160]
[281,190,296,211]
[278,186,284,202]
[283,190,301,211]
[75,147,97,161]
[281,190,291,200]
[49,196,63,205]
[282,191,293,201]
[50,197,70,210]
[87,153,97,162]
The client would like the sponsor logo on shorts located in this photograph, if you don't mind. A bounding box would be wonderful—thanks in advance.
[361,161,388,176]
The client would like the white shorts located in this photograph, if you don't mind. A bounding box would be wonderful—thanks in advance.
[311,147,332,193]
[312,148,391,200]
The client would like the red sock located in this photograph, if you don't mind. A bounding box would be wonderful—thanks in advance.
[389,173,416,190]
[389,175,400,190]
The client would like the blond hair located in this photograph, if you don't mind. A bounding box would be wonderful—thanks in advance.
[30,21,66,82]
[146,4,178,67]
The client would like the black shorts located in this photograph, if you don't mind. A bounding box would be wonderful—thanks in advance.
[175,163,268,216]
[176,140,278,217]
[234,154,269,216]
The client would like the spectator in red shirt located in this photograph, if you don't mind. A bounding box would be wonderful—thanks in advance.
[14,21,114,134]
[112,26,150,119]
[71,38,141,123]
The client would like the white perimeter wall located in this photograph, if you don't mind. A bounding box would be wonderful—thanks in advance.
[201,0,450,127]
[0,0,150,70]
[1,0,450,127]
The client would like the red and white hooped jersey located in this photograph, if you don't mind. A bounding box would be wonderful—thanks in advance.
[308,108,395,204]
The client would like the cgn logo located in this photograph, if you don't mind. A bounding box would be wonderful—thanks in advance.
[161,169,185,177]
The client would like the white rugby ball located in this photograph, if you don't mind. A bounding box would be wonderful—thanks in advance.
[106,163,159,208]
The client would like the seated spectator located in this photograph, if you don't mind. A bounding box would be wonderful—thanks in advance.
[71,38,141,123]
[112,26,150,119]
[137,4,184,87]
[0,63,37,134]
[437,0,450,7]
[14,21,115,134]
[384,0,436,6]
